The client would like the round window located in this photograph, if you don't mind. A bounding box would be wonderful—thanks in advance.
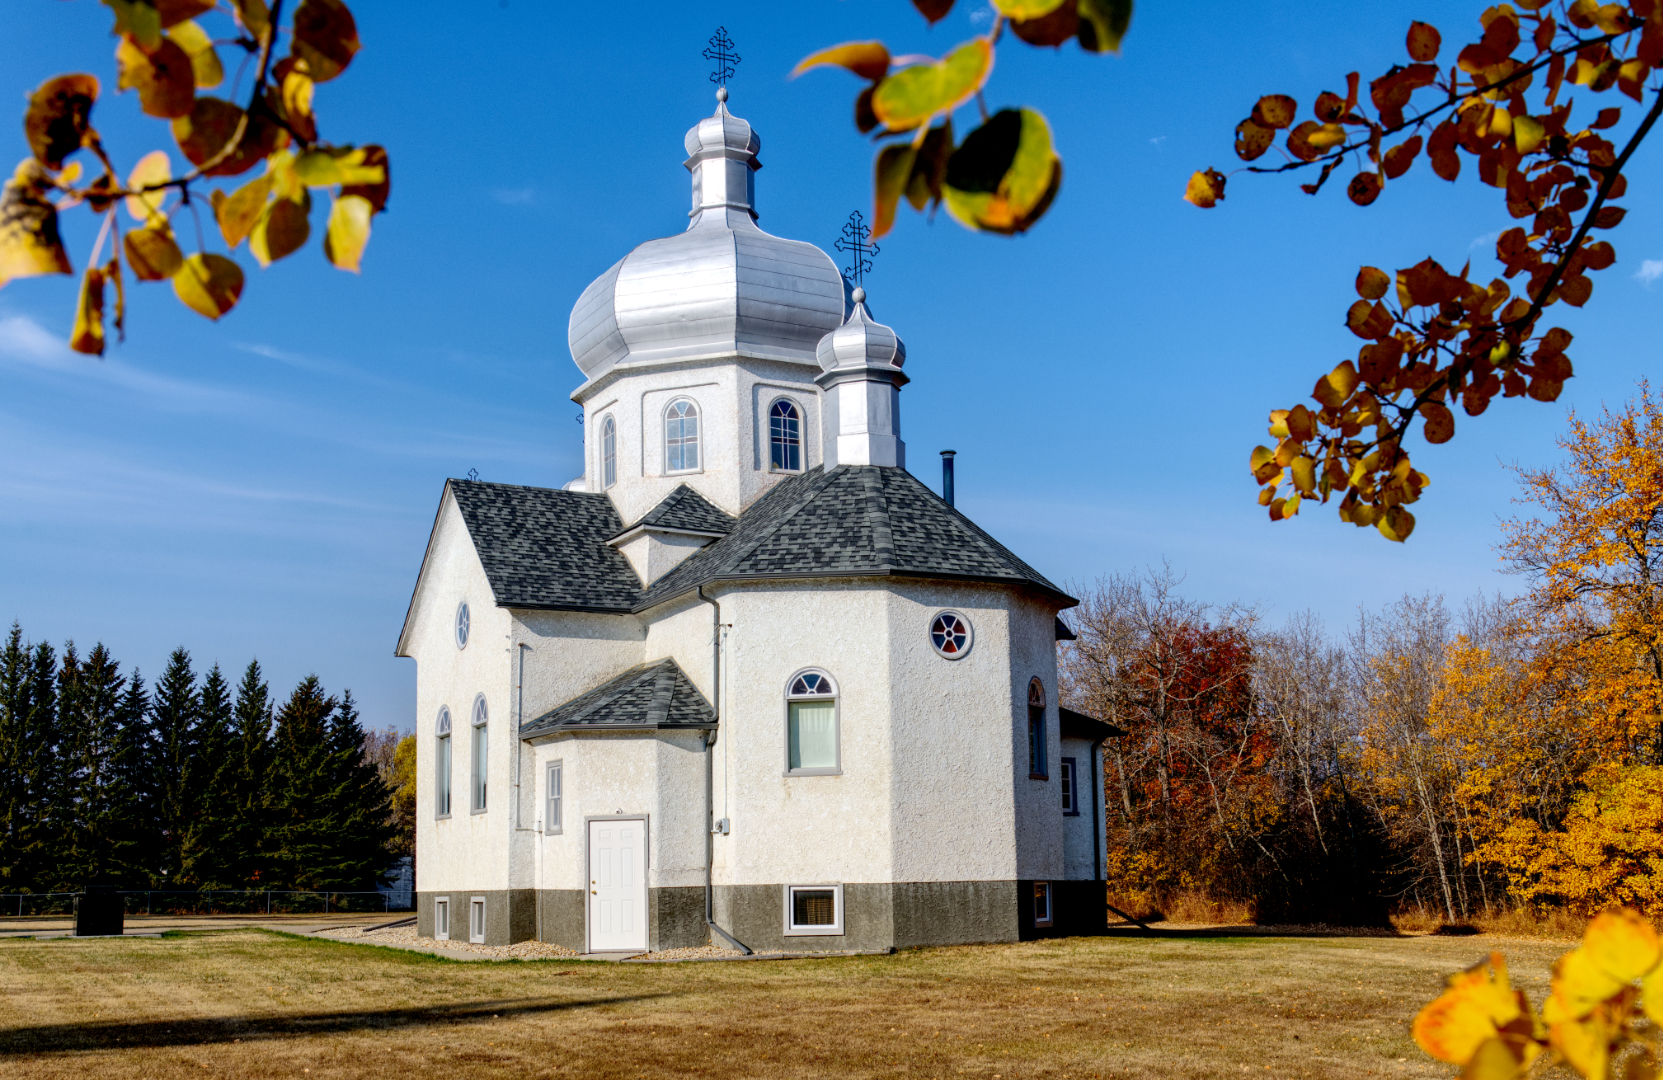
[929,611,973,659]
[455,601,470,649]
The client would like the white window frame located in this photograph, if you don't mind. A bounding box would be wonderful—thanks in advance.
[768,397,803,473]
[469,896,487,944]
[1060,756,1079,815]
[470,694,488,814]
[435,706,452,818]
[784,669,840,776]
[929,610,974,659]
[545,760,563,834]
[664,398,702,475]
[1033,882,1053,928]
[600,414,617,489]
[455,600,470,650]
[434,896,450,940]
[783,883,845,937]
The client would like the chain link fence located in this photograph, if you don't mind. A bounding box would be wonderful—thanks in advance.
[0,890,395,917]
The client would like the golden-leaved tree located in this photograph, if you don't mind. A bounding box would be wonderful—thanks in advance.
[0,0,387,355]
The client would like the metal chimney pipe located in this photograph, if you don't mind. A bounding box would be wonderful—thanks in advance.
[941,450,956,507]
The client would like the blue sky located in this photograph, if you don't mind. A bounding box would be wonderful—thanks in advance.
[3,0,1661,732]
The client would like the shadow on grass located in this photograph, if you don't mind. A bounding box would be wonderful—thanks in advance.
[1098,924,1405,940]
[0,993,673,1056]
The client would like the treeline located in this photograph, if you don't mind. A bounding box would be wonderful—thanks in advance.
[1063,389,1663,925]
[0,626,399,894]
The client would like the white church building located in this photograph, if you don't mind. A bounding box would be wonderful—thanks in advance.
[396,88,1120,954]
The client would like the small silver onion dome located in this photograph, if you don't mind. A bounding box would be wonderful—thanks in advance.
[567,94,847,382]
[815,287,906,372]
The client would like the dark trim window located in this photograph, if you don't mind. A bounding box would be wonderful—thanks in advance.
[1060,757,1079,815]
[1033,882,1052,927]
[769,399,802,471]
[1027,678,1048,779]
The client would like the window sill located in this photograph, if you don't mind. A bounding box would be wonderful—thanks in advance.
[435,813,452,821]
[544,828,563,836]
[1029,773,1049,781]
[1034,921,1054,929]
[665,467,703,477]
[471,808,489,816]
[1062,810,1081,817]
[784,768,842,777]
[783,927,846,937]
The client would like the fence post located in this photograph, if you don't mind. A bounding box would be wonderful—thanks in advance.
[326,892,330,914]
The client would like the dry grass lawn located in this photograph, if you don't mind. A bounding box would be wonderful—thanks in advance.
[0,928,1577,1079]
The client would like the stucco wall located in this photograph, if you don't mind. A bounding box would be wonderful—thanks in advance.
[1060,737,1103,881]
[574,357,824,521]
[405,492,516,895]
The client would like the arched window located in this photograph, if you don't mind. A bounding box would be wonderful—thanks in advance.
[471,694,489,812]
[665,399,700,473]
[600,414,617,489]
[786,669,839,774]
[455,601,470,650]
[435,706,453,817]
[769,399,801,472]
[1027,678,1048,779]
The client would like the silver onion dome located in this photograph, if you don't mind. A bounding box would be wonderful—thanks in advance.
[815,287,907,374]
[567,94,848,382]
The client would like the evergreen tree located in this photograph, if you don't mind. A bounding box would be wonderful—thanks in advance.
[179,664,240,888]
[228,661,275,889]
[268,679,394,890]
[147,649,200,888]
[58,645,147,888]
[0,626,60,893]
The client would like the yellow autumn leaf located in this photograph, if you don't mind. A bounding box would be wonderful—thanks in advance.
[1184,168,1225,208]
[125,150,172,223]
[870,39,993,132]
[792,41,891,81]
[1584,908,1661,983]
[323,193,372,272]
[171,252,244,320]
[1513,115,1546,154]
[1412,953,1523,1065]
[166,19,224,89]
[0,159,72,285]
[124,221,184,281]
[1550,947,1629,1021]
[69,266,105,356]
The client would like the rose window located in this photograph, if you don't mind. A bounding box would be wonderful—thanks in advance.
[930,611,972,658]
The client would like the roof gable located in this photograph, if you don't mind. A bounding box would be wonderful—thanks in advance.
[618,484,736,537]
[449,479,640,612]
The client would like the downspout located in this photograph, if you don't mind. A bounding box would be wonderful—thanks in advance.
[698,585,750,954]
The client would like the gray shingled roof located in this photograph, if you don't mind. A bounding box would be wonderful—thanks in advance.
[444,466,1072,617]
[639,466,1072,608]
[615,484,735,538]
[520,658,715,736]
[448,479,639,612]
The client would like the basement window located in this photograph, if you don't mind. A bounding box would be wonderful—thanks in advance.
[434,897,450,941]
[783,884,844,937]
[1033,882,1053,928]
[470,897,487,944]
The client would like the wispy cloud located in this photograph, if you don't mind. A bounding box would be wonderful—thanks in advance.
[491,187,536,206]
[0,314,248,413]
[1149,135,1168,147]
[1636,259,1663,286]
[1469,229,1502,251]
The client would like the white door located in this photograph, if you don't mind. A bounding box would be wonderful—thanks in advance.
[588,818,647,951]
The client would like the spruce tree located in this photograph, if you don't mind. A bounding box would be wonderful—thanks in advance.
[179,664,238,888]
[0,626,60,893]
[147,649,200,889]
[267,676,336,889]
[228,661,274,890]
[320,690,397,889]
[59,645,146,888]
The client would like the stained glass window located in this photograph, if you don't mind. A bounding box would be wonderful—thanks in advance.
[770,399,801,471]
[930,612,972,658]
[666,399,700,472]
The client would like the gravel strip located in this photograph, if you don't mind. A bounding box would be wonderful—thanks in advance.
[314,924,580,959]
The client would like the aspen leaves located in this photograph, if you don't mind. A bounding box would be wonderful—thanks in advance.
[1200,4,1651,538]
[799,0,1130,238]
[1414,910,1663,1080]
[8,0,386,354]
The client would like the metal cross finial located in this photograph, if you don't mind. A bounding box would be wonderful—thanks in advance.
[467,468,479,481]
[704,27,741,87]
[834,210,879,287]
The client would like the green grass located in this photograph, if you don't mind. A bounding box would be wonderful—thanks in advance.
[0,928,1577,1079]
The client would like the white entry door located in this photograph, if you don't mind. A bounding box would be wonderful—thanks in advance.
[588,818,647,952]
